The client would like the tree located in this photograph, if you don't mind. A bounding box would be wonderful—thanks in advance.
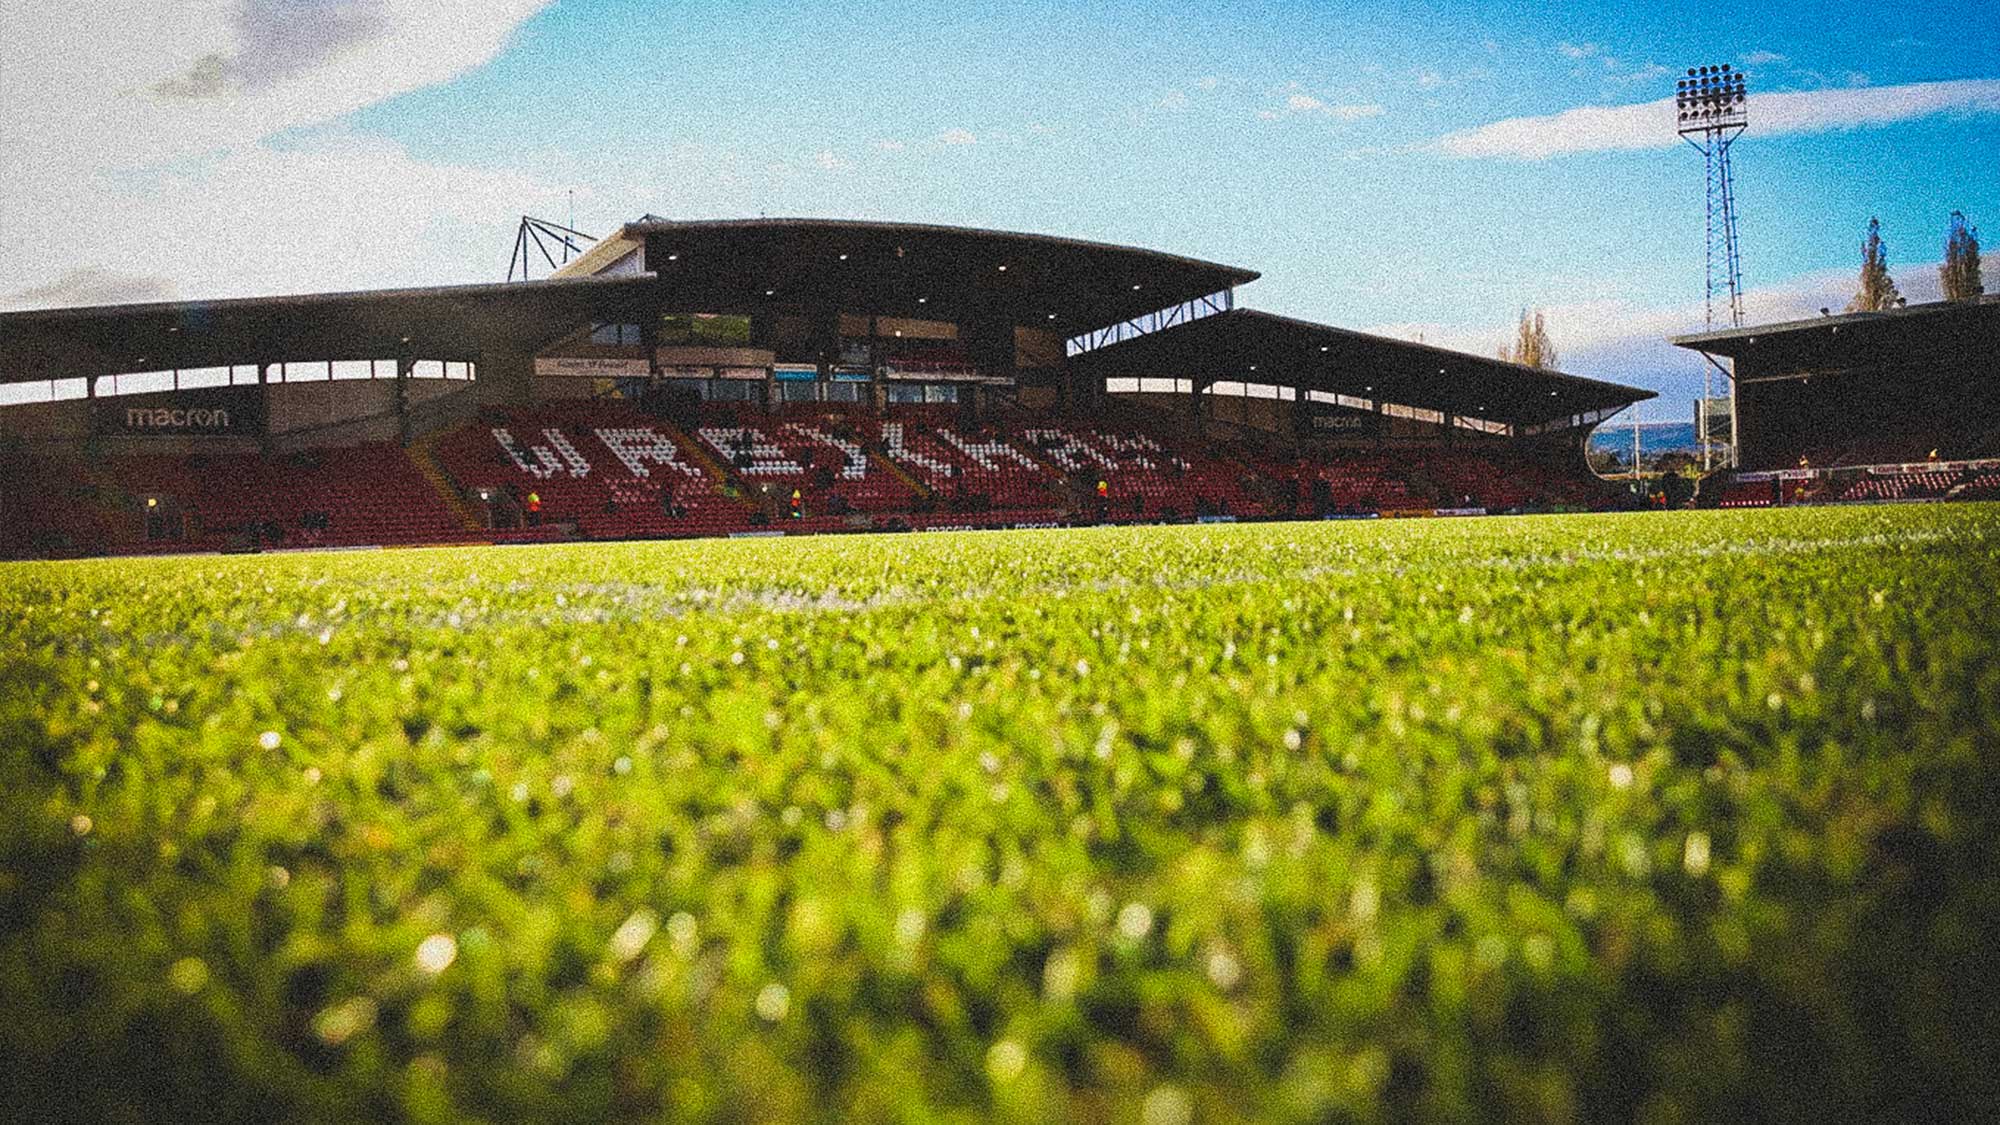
[1498,308,1559,369]
[1846,217,1902,313]
[1941,210,1983,302]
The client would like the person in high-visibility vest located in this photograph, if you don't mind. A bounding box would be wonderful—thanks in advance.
[790,489,803,518]
[526,491,542,526]
[1096,479,1109,499]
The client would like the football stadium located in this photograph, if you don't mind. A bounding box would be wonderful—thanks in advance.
[0,217,1659,556]
[5,7,2000,1124]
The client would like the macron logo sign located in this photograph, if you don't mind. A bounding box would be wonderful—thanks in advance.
[125,406,232,430]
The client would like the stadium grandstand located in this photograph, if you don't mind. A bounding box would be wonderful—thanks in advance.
[1675,293,2000,508]
[0,217,1654,557]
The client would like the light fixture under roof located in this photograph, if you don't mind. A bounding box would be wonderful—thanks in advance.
[765,289,775,296]
[667,253,679,261]
[838,253,848,260]
[918,296,927,303]
[997,264,1008,272]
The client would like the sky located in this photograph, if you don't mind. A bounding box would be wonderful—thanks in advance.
[1,0,1996,419]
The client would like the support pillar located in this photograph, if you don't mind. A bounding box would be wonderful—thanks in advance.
[396,355,413,447]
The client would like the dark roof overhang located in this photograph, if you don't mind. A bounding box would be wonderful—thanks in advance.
[0,275,661,383]
[1071,308,1652,427]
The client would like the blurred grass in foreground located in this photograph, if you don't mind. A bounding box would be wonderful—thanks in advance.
[3,506,1999,1122]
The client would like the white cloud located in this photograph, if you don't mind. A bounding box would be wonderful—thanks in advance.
[0,2,554,306]
[1263,91,1384,122]
[813,149,849,171]
[0,1,552,171]
[1431,78,2000,160]
[0,131,574,308]
[1196,76,1221,91]
[936,128,977,146]
[1609,62,1674,86]
[2,268,181,311]
[1742,50,1787,66]
[1558,42,1599,60]
[871,138,906,152]
[1160,89,1192,111]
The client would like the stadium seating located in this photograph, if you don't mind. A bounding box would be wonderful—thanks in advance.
[1837,469,1961,503]
[1714,479,1775,508]
[430,401,753,539]
[0,442,476,555]
[692,410,922,516]
[1950,470,2000,501]
[0,396,1670,557]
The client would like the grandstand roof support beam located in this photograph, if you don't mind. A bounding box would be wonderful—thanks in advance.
[1690,347,1739,470]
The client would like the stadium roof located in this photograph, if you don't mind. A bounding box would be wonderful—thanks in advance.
[1670,294,2000,363]
[0,275,659,383]
[566,217,1261,333]
[1070,308,1653,427]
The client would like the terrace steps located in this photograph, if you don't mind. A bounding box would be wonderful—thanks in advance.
[407,432,485,532]
[869,447,933,501]
[664,418,761,511]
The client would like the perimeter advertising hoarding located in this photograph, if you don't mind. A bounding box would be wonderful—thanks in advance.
[92,386,264,437]
[535,357,652,378]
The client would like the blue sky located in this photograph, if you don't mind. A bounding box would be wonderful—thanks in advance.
[4,0,1997,418]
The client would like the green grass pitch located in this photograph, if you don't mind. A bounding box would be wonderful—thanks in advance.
[4,506,1999,1122]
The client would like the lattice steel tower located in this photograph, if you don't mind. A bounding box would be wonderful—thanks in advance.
[1677,64,1748,467]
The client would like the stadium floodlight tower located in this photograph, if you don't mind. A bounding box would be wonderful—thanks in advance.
[1677,64,1748,469]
